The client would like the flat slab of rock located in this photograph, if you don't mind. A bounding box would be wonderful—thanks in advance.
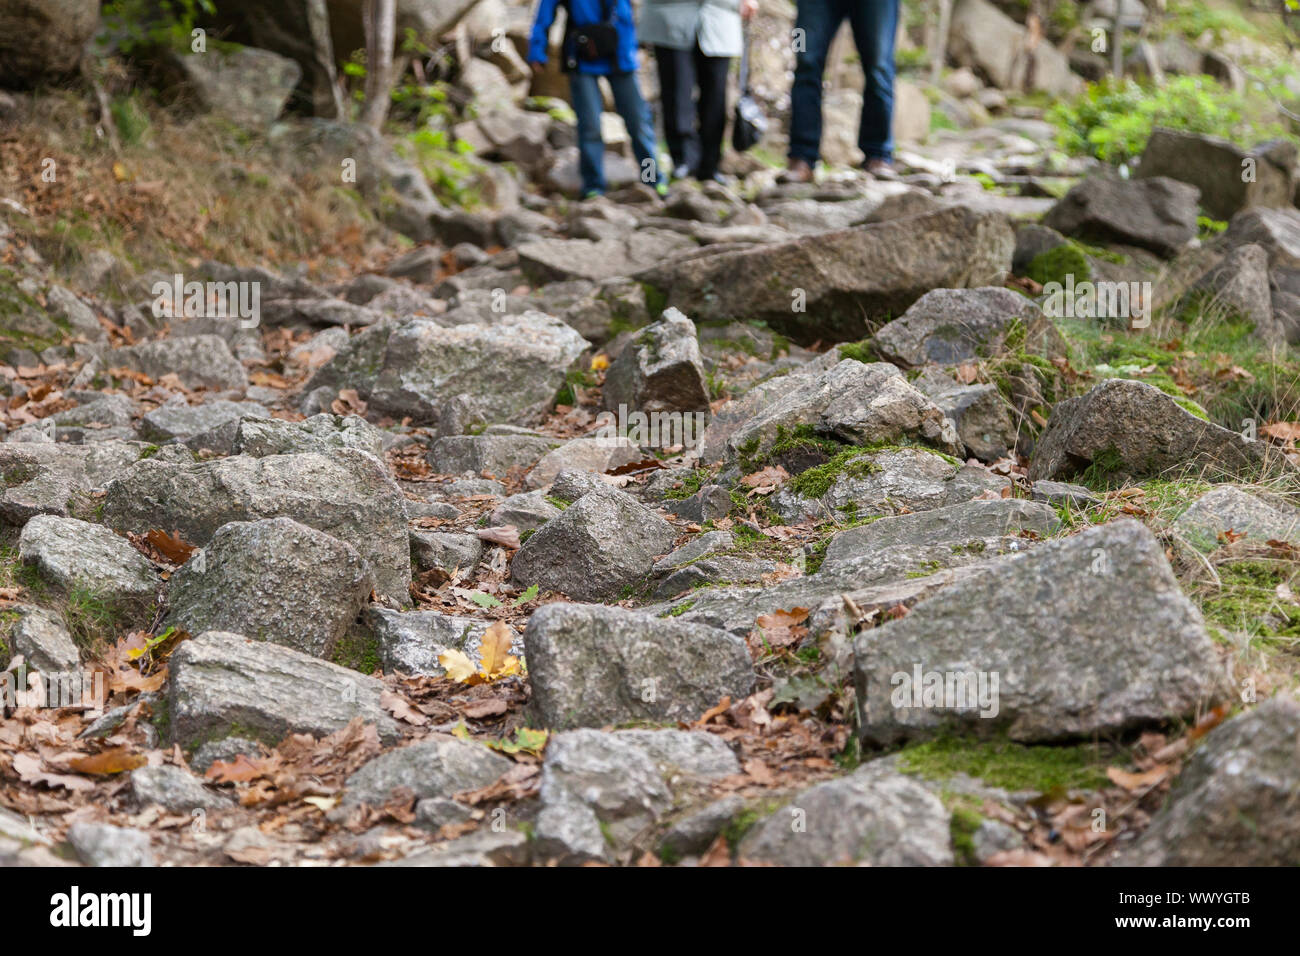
[1172,485,1300,552]
[342,737,511,807]
[872,286,1055,367]
[167,631,401,749]
[523,436,643,490]
[524,603,754,729]
[232,413,384,458]
[636,205,1015,343]
[1117,697,1300,865]
[130,764,231,812]
[739,760,953,866]
[854,519,1230,744]
[139,399,269,444]
[535,728,739,863]
[102,448,411,604]
[305,312,588,426]
[1136,128,1295,221]
[1029,379,1286,482]
[1043,175,1199,257]
[66,822,154,867]
[409,531,483,575]
[518,228,697,283]
[109,335,248,390]
[510,485,676,601]
[0,441,144,526]
[165,518,372,659]
[18,515,159,602]
[429,433,559,477]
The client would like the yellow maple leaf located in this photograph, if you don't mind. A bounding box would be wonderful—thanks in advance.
[438,648,480,683]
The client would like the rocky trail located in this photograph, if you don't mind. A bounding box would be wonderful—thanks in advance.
[2,0,1300,870]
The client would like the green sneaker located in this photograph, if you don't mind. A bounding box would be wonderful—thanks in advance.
[654,180,669,198]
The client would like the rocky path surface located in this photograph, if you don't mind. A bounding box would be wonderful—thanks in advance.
[3,0,1300,868]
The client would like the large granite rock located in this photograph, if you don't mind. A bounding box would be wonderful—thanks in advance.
[872,286,1057,367]
[1043,175,1199,258]
[1136,128,1296,222]
[524,603,754,729]
[102,449,411,604]
[341,737,510,807]
[601,307,710,415]
[18,515,159,603]
[854,519,1230,744]
[167,631,401,749]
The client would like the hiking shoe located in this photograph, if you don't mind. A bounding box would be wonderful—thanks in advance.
[778,158,814,184]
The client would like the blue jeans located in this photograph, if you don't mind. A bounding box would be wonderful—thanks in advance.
[789,0,899,165]
[569,70,660,196]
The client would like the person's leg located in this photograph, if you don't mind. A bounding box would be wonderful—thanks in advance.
[608,70,661,187]
[693,43,730,181]
[568,71,607,195]
[848,0,900,162]
[655,45,700,177]
[788,0,841,166]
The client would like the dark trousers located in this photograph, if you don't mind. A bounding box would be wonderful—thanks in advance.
[654,43,731,181]
[789,0,899,164]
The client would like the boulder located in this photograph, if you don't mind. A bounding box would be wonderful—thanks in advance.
[130,765,231,812]
[108,335,249,391]
[3,606,79,673]
[510,486,676,601]
[18,515,159,603]
[637,206,1016,344]
[102,449,411,604]
[911,368,1017,462]
[1028,379,1286,483]
[872,287,1058,368]
[341,737,510,807]
[1118,697,1300,866]
[518,229,698,284]
[948,0,1082,97]
[0,0,100,86]
[1171,485,1300,553]
[0,441,147,526]
[66,822,153,868]
[535,728,739,863]
[231,413,384,458]
[524,603,754,729]
[428,433,558,477]
[169,45,301,127]
[139,400,270,446]
[739,760,953,866]
[1043,175,1199,258]
[165,518,372,659]
[601,308,710,415]
[167,630,401,749]
[1136,128,1296,222]
[1187,243,1283,346]
[364,607,517,676]
[854,519,1230,744]
[522,436,643,489]
[305,312,588,426]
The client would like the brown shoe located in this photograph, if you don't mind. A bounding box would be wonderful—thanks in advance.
[865,158,899,181]
[779,158,814,184]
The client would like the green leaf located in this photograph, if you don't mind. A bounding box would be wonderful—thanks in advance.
[468,591,503,608]
[512,584,539,606]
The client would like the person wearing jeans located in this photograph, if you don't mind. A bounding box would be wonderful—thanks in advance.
[528,0,664,197]
[640,0,758,183]
[784,0,900,182]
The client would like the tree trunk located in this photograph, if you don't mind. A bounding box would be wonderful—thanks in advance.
[306,0,345,119]
[360,0,397,129]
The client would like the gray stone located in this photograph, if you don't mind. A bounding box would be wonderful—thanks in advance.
[66,822,154,868]
[383,828,530,867]
[1030,479,1099,509]
[637,205,1016,343]
[191,737,264,774]
[488,489,562,532]
[658,796,746,860]
[525,603,754,729]
[102,449,411,604]
[409,531,483,575]
[725,360,961,464]
[739,760,954,866]
[948,0,1082,97]
[1028,379,1286,482]
[517,229,697,283]
[1172,485,1300,553]
[1137,128,1295,222]
[601,308,709,415]
[18,515,158,602]
[1043,175,1199,258]
[165,518,372,659]
[912,367,1017,462]
[305,313,588,426]
[1219,206,1300,270]
[510,486,676,601]
[171,45,300,127]
[232,414,385,458]
[3,606,78,672]
[535,728,740,863]
[429,433,558,477]
[413,797,474,832]
[653,530,734,573]
[548,469,612,503]
[854,519,1230,744]
[167,631,401,749]
[342,737,511,806]
[771,447,1008,524]
[364,607,518,676]
[1118,697,1300,866]
[130,764,231,812]
[523,436,643,489]
[0,441,145,526]
[652,556,778,600]
[872,287,1058,368]
[108,335,248,390]
[139,400,269,445]
[1188,243,1282,346]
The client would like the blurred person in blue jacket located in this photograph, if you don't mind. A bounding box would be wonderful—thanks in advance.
[528,0,665,198]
